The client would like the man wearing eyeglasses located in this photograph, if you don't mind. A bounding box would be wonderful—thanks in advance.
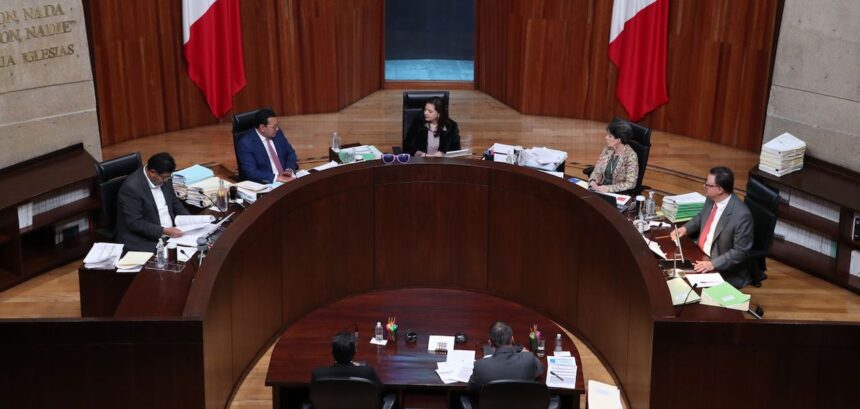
[670,166,753,288]
[115,152,190,252]
[236,108,298,184]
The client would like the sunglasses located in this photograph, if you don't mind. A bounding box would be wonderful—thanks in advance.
[382,153,411,164]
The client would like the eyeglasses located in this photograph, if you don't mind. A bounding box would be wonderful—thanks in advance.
[266,124,280,130]
[703,183,718,189]
[382,153,411,164]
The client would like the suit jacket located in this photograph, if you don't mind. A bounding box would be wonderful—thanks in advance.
[115,168,189,252]
[236,129,298,184]
[683,194,754,287]
[403,118,461,155]
[588,144,639,193]
[311,362,383,389]
[468,345,543,395]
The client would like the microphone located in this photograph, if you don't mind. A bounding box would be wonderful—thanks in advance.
[676,283,699,317]
[196,236,208,267]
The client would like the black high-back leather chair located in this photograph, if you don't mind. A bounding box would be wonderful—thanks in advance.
[94,152,142,240]
[308,377,395,409]
[232,108,263,159]
[743,178,780,287]
[402,91,449,148]
[583,117,652,196]
[460,380,558,409]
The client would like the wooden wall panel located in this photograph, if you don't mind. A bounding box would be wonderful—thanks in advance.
[476,0,783,152]
[84,0,383,146]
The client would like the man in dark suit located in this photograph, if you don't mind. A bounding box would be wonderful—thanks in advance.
[236,108,298,184]
[671,166,754,288]
[468,321,543,395]
[115,152,190,252]
[311,332,383,388]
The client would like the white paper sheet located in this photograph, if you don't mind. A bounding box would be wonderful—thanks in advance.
[686,273,725,288]
[545,356,577,389]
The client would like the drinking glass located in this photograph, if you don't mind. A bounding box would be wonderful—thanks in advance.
[536,337,546,358]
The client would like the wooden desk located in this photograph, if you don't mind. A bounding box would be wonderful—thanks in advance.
[5,159,858,409]
[266,288,584,409]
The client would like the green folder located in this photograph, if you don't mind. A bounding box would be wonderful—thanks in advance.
[701,282,750,308]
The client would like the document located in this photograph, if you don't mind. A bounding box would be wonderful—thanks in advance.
[116,251,153,269]
[644,235,668,259]
[174,164,214,185]
[436,350,475,384]
[235,180,269,192]
[369,337,387,346]
[427,335,456,352]
[686,273,725,288]
[700,282,750,311]
[666,277,701,306]
[174,215,216,233]
[313,161,340,172]
[435,361,473,384]
[545,356,577,389]
[587,380,622,409]
[83,242,124,269]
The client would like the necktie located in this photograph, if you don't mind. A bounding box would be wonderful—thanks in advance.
[698,203,718,250]
[266,139,285,174]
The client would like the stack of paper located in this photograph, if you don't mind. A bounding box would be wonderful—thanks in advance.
[175,215,216,233]
[435,350,475,384]
[661,192,706,223]
[545,356,577,389]
[83,243,124,269]
[759,132,806,176]
[174,164,215,185]
[587,380,622,409]
[116,251,153,273]
[700,282,750,311]
[184,177,231,208]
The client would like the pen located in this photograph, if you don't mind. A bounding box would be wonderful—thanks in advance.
[550,371,564,381]
[655,235,670,239]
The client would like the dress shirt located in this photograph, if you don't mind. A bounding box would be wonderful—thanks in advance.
[701,195,730,256]
[257,130,280,183]
[426,127,440,155]
[143,166,173,229]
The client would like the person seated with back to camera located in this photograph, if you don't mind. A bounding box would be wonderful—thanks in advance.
[311,331,383,388]
[403,97,461,157]
[468,321,544,397]
[588,118,639,193]
[236,108,298,184]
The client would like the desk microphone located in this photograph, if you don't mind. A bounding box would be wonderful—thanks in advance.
[676,283,699,317]
[672,223,686,263]
[196,236,208,267]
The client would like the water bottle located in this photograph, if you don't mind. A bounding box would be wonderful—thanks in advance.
[645,191,657,219]
[155,236,166,268]
[374,322,383,341]
[331,132,341,151]
[217,179,228,211]
[554,333,563,353]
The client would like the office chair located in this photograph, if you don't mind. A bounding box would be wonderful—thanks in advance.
[401,91,449,149]
[94,152,142,240]
[459,380,559,409]
[308,377,396,409]
[743,178,780,287]
[583,117,652,196]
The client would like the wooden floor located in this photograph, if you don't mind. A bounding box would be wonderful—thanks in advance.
[1,90,857,409]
